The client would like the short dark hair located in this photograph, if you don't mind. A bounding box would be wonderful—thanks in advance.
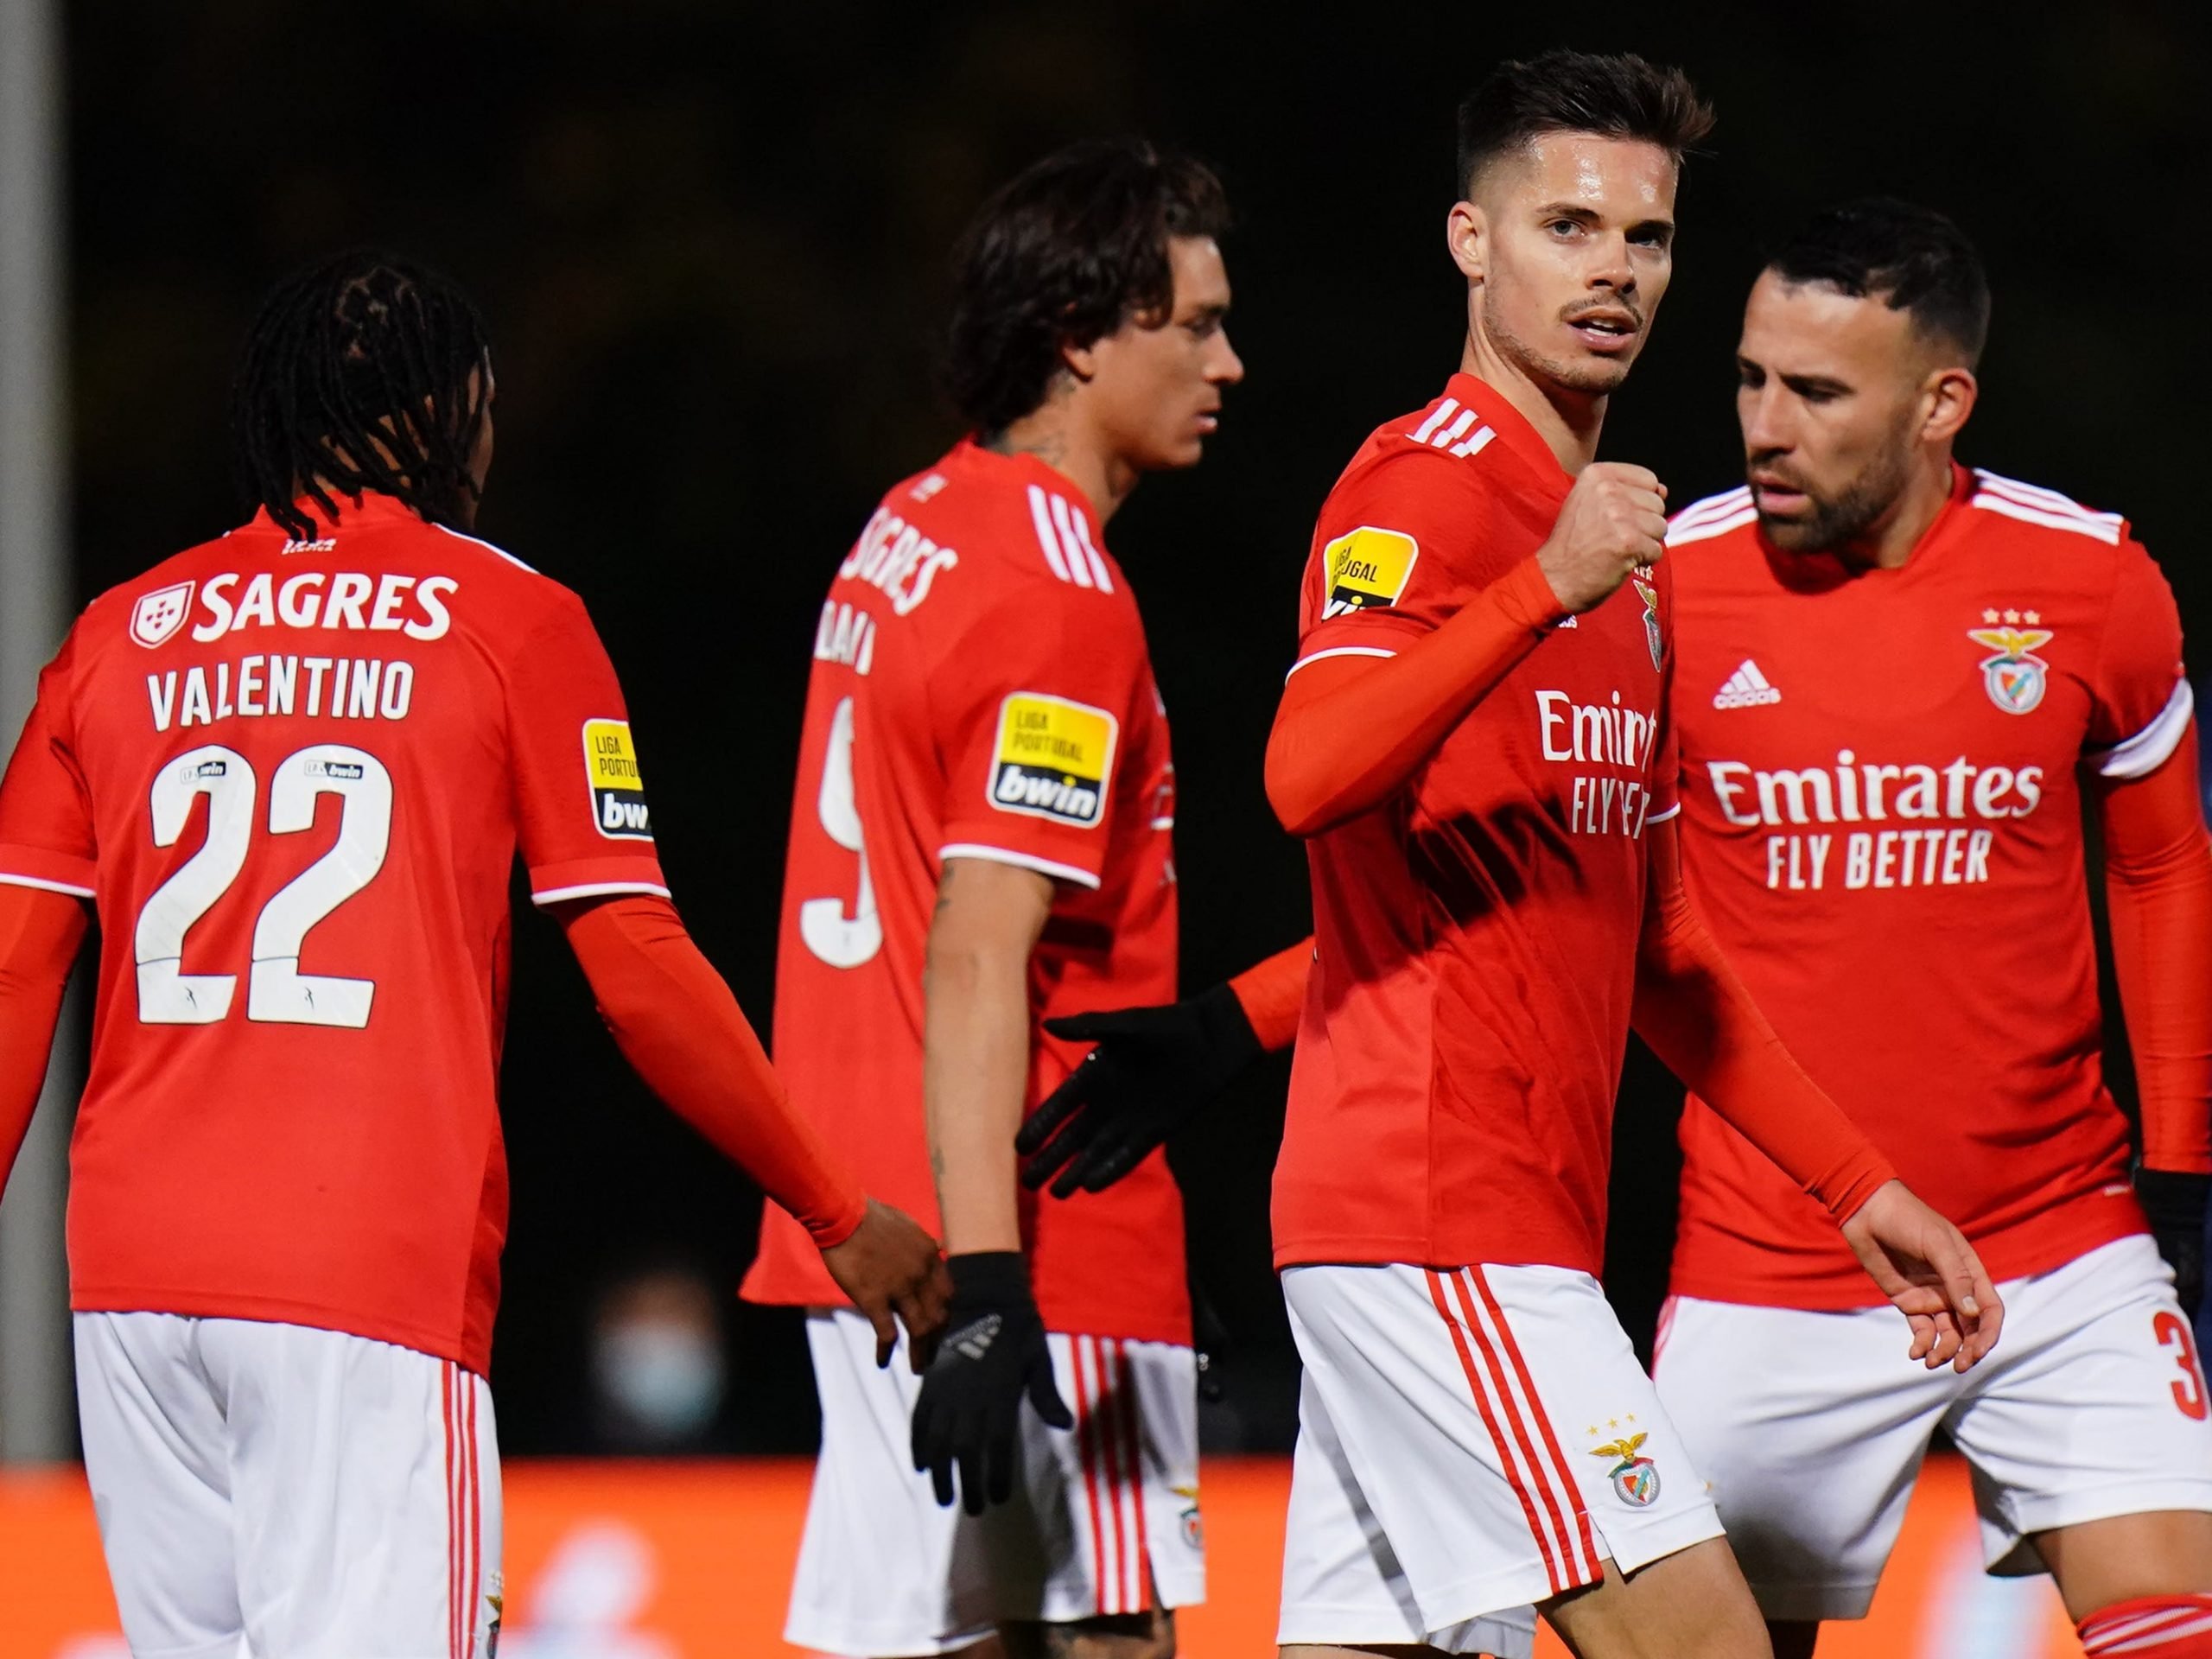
[1456,50,1714,197]
[232,250,493,541]
[1765,198,1992,366]
[947,139,1228,436]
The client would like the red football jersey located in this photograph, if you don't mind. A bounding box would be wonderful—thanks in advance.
[741,440,1188,1344]
[1270,374,1679,1277]
[0,493,669,1373]
[1666,465,2188,1307]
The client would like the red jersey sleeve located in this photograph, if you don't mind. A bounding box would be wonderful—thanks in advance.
[935,576,1147,891]
[0,633,99,899]
[506,588,671,906]
[2088,539,2190,779]
[1293,451,1485,671]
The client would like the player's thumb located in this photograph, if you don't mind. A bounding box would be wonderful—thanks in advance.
[1027,1352,1075,1431]
[1042,1014,1116,1043]
[1932,1226,1987,1322]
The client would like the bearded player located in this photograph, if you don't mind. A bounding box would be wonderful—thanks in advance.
[0,252,947,1657]
[741,140,1242,1658]
[1646,200,2212,1659]
[1020,54,2004,1659]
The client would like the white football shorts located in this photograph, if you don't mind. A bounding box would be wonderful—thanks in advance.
[73,1311,501,1659]
[785,1306,1205,1656]
[1279,1262,1724,1656]
[1654,1234,2212,1622]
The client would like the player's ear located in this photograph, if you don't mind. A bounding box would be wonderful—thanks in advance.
[1060,333,1103,387]
[1446,200,1488,286]
[1919,365,1977,447]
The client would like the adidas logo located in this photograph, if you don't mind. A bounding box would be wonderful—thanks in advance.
[1713,660,1782,709]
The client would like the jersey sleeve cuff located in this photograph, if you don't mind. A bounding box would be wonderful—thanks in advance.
[938,841,1103,890]
[2091,679,2194,779]
[0,844,96,899]
[528,855,672,907]
[1287,615,1429,681]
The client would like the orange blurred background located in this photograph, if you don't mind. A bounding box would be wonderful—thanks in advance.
[1,1452,2076,1656]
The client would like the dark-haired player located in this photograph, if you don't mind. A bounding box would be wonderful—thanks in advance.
[0,251,947,1657]
[741,141,1240,1657]
[1651,200,2212,1659]
[1019,55,2001,1659]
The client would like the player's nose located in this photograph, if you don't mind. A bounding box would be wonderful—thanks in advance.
[1209,331,1245,386]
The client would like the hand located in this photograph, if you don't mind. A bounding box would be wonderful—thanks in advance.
[1534,461,1669,613]
[1018,984,1263,1197]
[1840,1179,2005,1372]
[910,1252,1073,1514]
[820,1198,954,1372]
[2136,1167,2209,1320]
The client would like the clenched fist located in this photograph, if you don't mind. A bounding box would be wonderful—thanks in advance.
[1535,462,1669,614]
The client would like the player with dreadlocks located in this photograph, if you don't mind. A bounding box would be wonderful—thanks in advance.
[0,248,949,1656]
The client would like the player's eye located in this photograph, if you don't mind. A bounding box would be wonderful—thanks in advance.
[1629,226,1671,251]
[1546,219,1583,239]
[1737,364,1764,389]
[1185,317,1220,340]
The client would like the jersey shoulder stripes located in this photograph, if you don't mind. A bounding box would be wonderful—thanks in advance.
[1402,389,1505,461]
[1666,486,1756,547]
[1968,468,2128,545]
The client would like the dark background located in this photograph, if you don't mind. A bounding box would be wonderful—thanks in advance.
[60,1,2203,1452]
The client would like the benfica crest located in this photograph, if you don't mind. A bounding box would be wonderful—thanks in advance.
[1968,608,2053,715]
[1632,575,1662,671]
[1591,1432,1662,1508]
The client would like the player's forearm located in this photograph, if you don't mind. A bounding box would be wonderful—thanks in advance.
[0,884,88,1193]
[1631,836,1894,1219]
[560,895,867,1247]
[924,941,1036,1255]
[1266,556,1565,836]
[924,860,1053,1255]
[2101,743,2212,1174]
[1229,937,1313,1052]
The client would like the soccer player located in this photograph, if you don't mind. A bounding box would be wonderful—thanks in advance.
[1020,53,2003,1659]
[0,252,948,1658]
[738,141,1241,1657]
[1649,201,2212,1659]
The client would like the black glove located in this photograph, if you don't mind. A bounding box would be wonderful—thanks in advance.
[1018,982,1264,1197]
[2138,1166,2211,1321]
[910,1252,1072,1514]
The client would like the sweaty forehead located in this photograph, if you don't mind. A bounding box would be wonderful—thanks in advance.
[1167,234,1230,308]
[1478,131,1678,214]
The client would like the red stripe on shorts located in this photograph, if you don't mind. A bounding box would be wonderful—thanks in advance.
[1096,1338,1132,1615]
[1426,1268,1566,1593]
[1447,1269,1587,1588]
[1468,1267,1600,1580]
[1114,1340,1146,1611]
[1071,1335,1113,1614]
[463,1375,481,1657]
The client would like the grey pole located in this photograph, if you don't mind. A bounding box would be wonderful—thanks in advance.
[0,0,80,1463]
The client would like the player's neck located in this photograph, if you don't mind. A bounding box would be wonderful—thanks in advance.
[1830,449,1955,573]
[984,408,1134,524]
[1459,334,1605,475]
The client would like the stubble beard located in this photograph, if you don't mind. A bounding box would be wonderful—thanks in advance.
[1484,289,1634,397]
[1759,438,1914,555]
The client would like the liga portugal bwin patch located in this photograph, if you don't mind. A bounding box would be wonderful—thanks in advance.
[582,718,653,840]
[988,692,1117,828]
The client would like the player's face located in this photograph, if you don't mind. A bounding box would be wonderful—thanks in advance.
[1084,234,1243,472]
[1455,134,1678,397]
[1736,270,1936,552]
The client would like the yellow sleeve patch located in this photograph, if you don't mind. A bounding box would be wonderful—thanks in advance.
[989,693,1119,829]
[582,718,653,840]
[1322,525,1421,620]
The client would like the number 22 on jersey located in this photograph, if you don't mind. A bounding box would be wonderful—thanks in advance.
[136,741,391,1029]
